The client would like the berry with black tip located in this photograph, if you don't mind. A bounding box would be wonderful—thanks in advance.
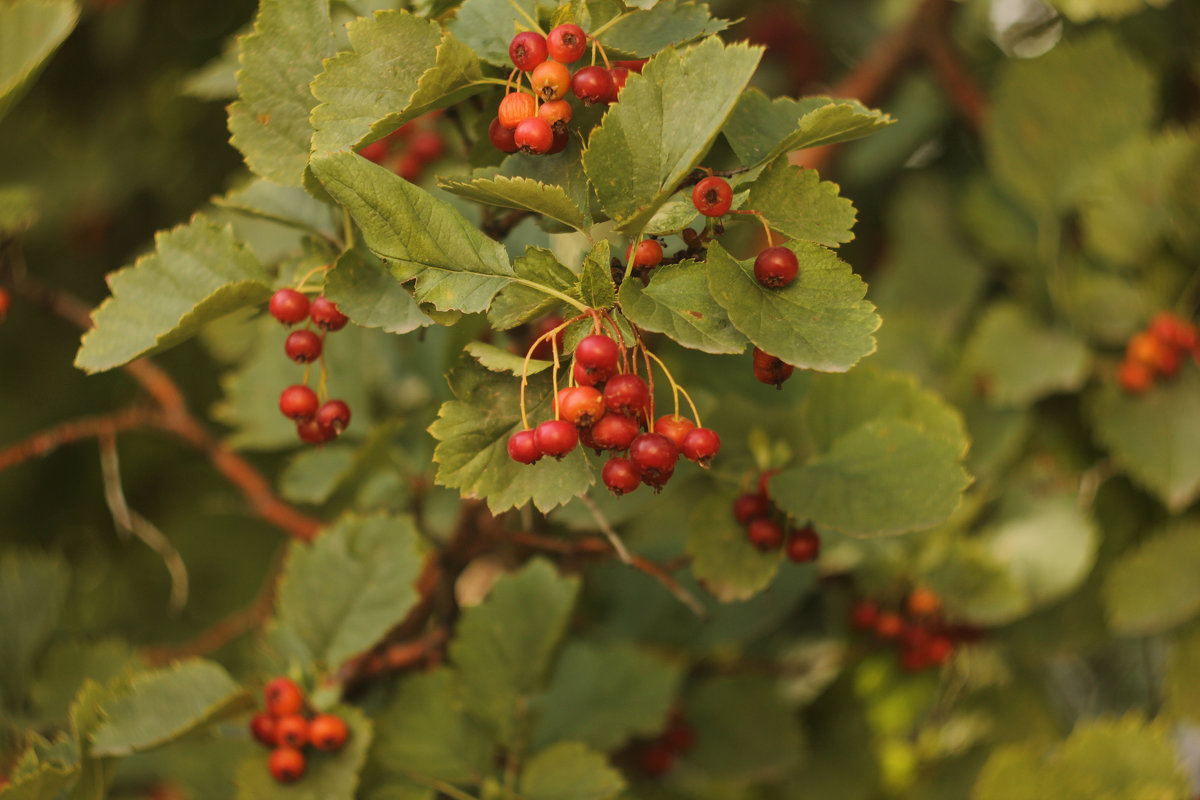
[263,677,304,716]
[558,386,606,427]
[509,31,548,71]
[546,23,587,64]
[514,116,554,155]
[785,525,819,563]
[310,296,348,331]
[489,117,519,153]
[746,518,783,551]
[316,399,351,433]
[538,99,572,133]
[571,65,615,105]
[590,412,640,451]
[268,747,306,784]
[603,373,650,418]
[274,714,308,749]
[602,457,641,496]
[534,419,578,459]
[279,385,319,422]
[681,427,720,467]
[507,429,541,464]
[692,176,732,217]
[250,712,277,748]
[574,334,620,382]
[297,418,335,444]
[733,492,770,524]
[654,415,694,449]
[752,347,794,388]
[284,329,322,363]
[753,246,799,288]
[629,433,678,486]
[269,288,310,325]
[531,59,571,101]
[309,714,349,752]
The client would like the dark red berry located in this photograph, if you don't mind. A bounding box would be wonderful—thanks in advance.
[275,714,309,749]
[614,59,647,73]
[628,239,663,269]
[509,31,548,71]
[297,418,335,445]
[268,747,306,784]
[733,492,770,524]
[316,399,351,433]
[756,469,778,498]
[396,151,423,182]
[263,677,304,716]
[269,288,309,325]
[849,600,880,631]
[534,419,578,459]
[531,59,571,101]
[546,23,587,64]
[279,385,319,422]
[926,636,954,666]
[309,714,349,752]
[875,611,904,639]
[357,138,390,163]
[409,130,444,163]
[571,65,615,105]
[654,415,694,449]
[629,433,678,486]
[785,525,820,563]
[603,374,650,419]
[514,116,554,155]
[746,518,783,551]
[574,335,620,381]
[538,99,572,133]
[546,128,570,154]
[899,646,930,673]
[752,347,794,388]
[640,744,675,778]
[507,429,542,464]
[558,386,606,427]
[602,457,641,496]
[590,412,640,451]
[692,176,732,217]
[530,313,566,360]
[753,246,799,288]
[681,427,720,467]
[489,116,519,153]
[608,66,629,100]
[498,91,536,129]
[310,296,349,331]
[662,717,696,754]
[284,329,322,363]
[250,712,277,747]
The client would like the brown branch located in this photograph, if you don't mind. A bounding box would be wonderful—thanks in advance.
[918,0,986,134]
[0,406,155,471]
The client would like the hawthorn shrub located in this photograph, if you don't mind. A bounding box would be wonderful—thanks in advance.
[2,0,1200,798]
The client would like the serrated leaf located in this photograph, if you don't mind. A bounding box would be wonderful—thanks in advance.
[311,10,483,155]
[488,246,577,331]
[428,356,595,513]
[1091,367,1200,511]
[687,491,780,602]
[446,0,538,67]
[686,675,804,780]
[578,240,615,309]
[0,0,79,123]
[1048,0,1171,22]
[533,641,683,751]
[89,660,249,757]
[1,764,78,800]
[771,420,970,537]
[451,559,579,743]
[227,0,334,187]
[30,638,136,726]
[0,550,69,708]
[213,179,337,237]
[70,678,119,800]
[494,136,594,227]
[464,341,552,376]
[280,445,358,504]
[960,303,1091,407]
[437,175,587,231]
[583,38,761,233]
[312,151,516,314]
[277,513,424,668]
[723,89,894,169]
[235,705,372,800]
[593,0,729,57]
[705,240,879,372]
[520,743,625,800]
[74,216,271,373]
[985,30,1155,212]
[617,259,744,354]
[746,158,856,247]
[1104,520,1200,636]
[324,248,433,334]
[1165,622,1200,722]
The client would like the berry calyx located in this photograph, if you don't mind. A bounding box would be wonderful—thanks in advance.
[571,65,615,105]
[785,525,819,563]
[488,117,519,153]
[534,419,579,459]
[509,31,548,71]
[269,288,310,325]
[498,92,537,129]
[310,296,349,331]
[574,335,620,382]
[746,517,783,551]
[681,427,720,467]
[602,457,641,496]
[629,432,679,485]
[279,385,319,422]
[537,99,572,133]
[316,399,351,433]
[514,116,554,155]
[309,713,349,752]
[752,347,794,388]
[263,677,304,716]
[628,239,664,270]
[274,714,309,749]
[558,386,606,427]
[531,59,571,101]
[654,414,695,448]
[507,429,542,464]
[284,329,322,363]
[732,492,770,524]
[268,747,306,784]
[590,412,640,451]
[692,176,732,217]
[546,23,587,64]
[250,712,277,747]
[603,373,650,419]
[753,246,799,289]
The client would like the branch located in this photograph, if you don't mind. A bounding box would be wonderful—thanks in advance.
[918,0,986,134]
[0,406,154,471]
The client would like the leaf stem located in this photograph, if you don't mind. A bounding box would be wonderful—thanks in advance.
[643,348,702,427]
[520,314,585,430]
[510,276,589,313]
[507,0,544,34]
[588,11,634,40]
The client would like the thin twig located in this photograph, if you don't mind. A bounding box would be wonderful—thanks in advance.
[579,492,632,563]
[0,406,153,472]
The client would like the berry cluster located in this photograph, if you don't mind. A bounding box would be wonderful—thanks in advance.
[848,588,979,673]
[507,319,720,495]
[733,471,818,562]
[1117,310,1199,394]
[490,25,641,156]
[249,677,349,784]
[636,712,696,779]
[268,286,352,444]
[355,112,446,183]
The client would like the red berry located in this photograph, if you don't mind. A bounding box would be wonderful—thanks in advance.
[316,399,351,433]
[546,128,570,154]
[608,66,630,100]
[757,469,778,498]
[849,600,880,631]
[546,23,587,64]
[785,525,819,563]
[692,176,732,217]
[574,334,621,380]
[535,419,578,459]
[396,151,424,182]
[284,329,322,363]
[297,418,336,444]
[558,386,606,427]
[489,116,519,153]
[275,714,309,749]
[571,65,615,105]
[263,677,304,716]
[603,374,650,419]
[1148,311,1198,351]
[752,347,794,388]
[640,744,675,778]
[1126,331,1175,375]
[269,288,309,325]
[409,130,444,163]
[875,611,904,639]
[629,433,679,487]
[279,385,319,422]
[681,427,720,467]
[906,587,941,618]
[753,246,799,288]
[627,239,663,269]
[356,138,390,163]
[602,457,641,496]
[662,717,696,754]
[614,59,647,73]
[530,313,566,360]
[509,31,548,71]
[733,492,770,524]
[498,92,537,129]
[1117,358,1152,394]
[899,646,930,673]
[538,99,572,133]
[250,712,277,747]
[746,518,783,551]
[507,429,542,464]
[514,116,554,155]
[268,747,306,784]
[654,415,694,449]
[310,296,348,331]
[309,713,349,752]
[531,59,571,101]
[590,412,640,451]
[926,635,954,666]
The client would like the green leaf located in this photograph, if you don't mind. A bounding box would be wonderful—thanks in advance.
[705,240,879,372]
[277,513,424,669]
[0,550,69,707]
[30,638,137,726]
[213,179,337,238]
[235,705,372,800]
[428,356,595,513]
[687,490,780,602]
[437,175,588,232]
[1091,367,1200,512]
[0,184,38,235]
[311,151,516,314]
[450,559,579,743]
[618,259,746,354]
[464,342,552,376]
[984,30,1155,212]
[582,37,761,232]
[324,248,433,334]
[70,679,119,800]
[310,10,483,156]
[74,216,271,374]
[0,0,79,123]
[592,0,729,57]
[1047,0,1172,22]
[533,640,683,751]
[960,303,1091,407]
[280,445,358,504]
[577,240,615,309]
[1,764,78,800]
[493,136,594,227]
[746,158,856,247]
[1165,622,1200,722]
[520,743,625,800]
[488,246,577,331]
[446,0,538,67]
[686,675,804,780]
[1104,520,1200,636]
[227,0,335,187]
[723,89,894,169]
[89,660,250,757]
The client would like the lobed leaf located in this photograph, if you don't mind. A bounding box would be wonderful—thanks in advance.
[686,675,804,780]
[0,0,79,123]
[618,259,746,354]
[1104,520,1200,636]
[519,743,625,800]
[593,0,729,57]
[447,0,539,66]
[323,249,434,334]
[746,157,857,247]
[488,246,578,331]
[577,240,615,310]
[687,490,780,601]
[437,175,587,232]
